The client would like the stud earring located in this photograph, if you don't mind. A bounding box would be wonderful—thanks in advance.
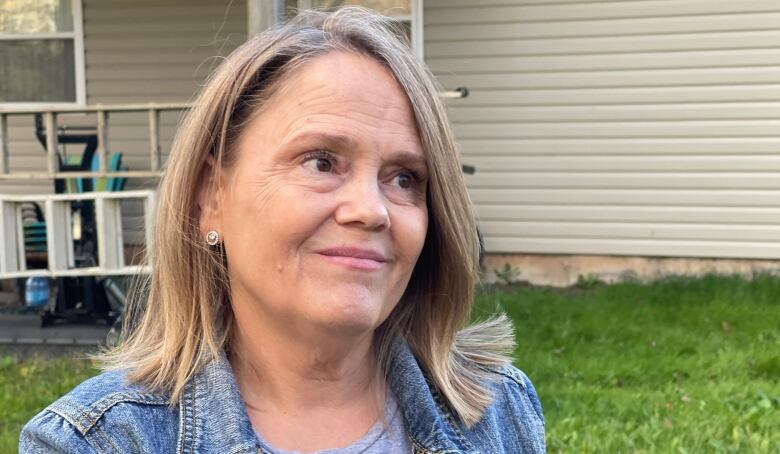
[206,230,220,246]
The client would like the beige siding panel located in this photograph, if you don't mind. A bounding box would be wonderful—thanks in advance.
[468,189,780,207]
[428,0,685,6]
[474,205,780,224]
[480,221,780,242]
[449,104,780,122]
[436,68,780,90]
[427,31,780,57]
[425,1,780,25]
[464,172,780,189]
[427,1,780,258]
[457,138,780,155]
[86,53,234,65]
[462,155,780,172]
[455,121,780,138]
[455,86,780,106]
[87,37,242,51]
[85,67,211,81]
[450,102,780,124]
[425,12,780,41]
[428,49,780,73]
[482,237,780,260]
[83,6,243,21]
[428,0,600,5]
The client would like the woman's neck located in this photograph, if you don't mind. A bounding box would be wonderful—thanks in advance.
[228,312,386,451]
[230,322,382,410]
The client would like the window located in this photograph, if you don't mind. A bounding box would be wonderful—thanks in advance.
[281,0,423,59]
[0,0,85,106]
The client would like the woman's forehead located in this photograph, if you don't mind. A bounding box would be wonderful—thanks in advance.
[275,54,413,119]
[248,51,423,151]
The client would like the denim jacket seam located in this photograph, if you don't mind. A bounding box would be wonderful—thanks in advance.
[408,430,436,453]
[177,376,197,454]
[411,437,444,454]
[177,394,186,454]
[425,379,477,453]
[50,393,168,436]
[79,429,105,454]
[90,424,121,454]
[412,442,466,454]
[52,400,106,442]
[499,373,545,427]
[494,367,528,390]
[86,394,169,432]
[34,406,96,454]
[48,401,91,435]
[190,378,197,454]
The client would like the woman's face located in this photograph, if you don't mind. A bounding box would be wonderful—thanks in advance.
[203,51,428,337]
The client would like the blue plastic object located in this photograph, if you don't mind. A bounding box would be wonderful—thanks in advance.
[25,277,49,308]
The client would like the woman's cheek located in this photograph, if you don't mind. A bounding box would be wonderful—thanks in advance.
[382,183,426,207]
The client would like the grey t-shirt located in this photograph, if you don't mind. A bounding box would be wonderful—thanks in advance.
[255,391,412,454]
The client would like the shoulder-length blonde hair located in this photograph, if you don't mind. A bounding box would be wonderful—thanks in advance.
[97,6,513,427]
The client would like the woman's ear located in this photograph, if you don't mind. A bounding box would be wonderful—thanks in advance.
[195,154,223,238]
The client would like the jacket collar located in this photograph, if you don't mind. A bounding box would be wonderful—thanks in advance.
[181,341,473,453]
[180,354,258,454]
[387,341,477,453]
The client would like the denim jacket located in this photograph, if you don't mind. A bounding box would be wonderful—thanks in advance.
[21,341,545,453]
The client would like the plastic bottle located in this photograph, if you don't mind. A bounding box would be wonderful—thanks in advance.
[25,277,49,309]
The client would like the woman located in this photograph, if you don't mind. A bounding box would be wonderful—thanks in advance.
[21,7,544,453]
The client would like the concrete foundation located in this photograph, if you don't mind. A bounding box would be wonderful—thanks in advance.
[481,254,780,287]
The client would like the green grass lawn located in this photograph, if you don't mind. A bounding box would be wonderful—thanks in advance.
[474,273,780,453]
[1,274,778,453]
[0,352,97,452]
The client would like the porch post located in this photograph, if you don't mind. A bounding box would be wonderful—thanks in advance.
[248,0,279,37]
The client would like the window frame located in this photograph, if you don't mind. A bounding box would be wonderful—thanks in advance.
[0,0,87,109]
[277,0,424,60]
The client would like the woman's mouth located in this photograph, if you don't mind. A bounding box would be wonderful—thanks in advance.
[315,246,388,271]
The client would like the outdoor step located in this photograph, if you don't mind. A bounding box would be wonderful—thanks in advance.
[0,314,108,345]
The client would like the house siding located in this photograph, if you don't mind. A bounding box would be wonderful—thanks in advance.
[424,0,780,259]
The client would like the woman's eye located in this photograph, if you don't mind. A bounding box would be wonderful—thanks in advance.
[393,172,416,189]
[302,151,336,173]
[314,157,332,172]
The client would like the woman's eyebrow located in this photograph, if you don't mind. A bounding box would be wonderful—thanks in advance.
[390,150,428,173]
[286,131,358,150]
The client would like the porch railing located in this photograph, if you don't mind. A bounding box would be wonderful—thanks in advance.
[0,102,190,181]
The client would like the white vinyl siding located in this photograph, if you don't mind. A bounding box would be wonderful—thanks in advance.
[425,0,780,259]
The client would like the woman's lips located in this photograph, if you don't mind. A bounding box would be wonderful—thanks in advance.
[315,247,388,271]
[317,253,385,271]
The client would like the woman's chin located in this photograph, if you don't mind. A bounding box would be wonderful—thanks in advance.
[301,297,390,335]
[316,305,386,333]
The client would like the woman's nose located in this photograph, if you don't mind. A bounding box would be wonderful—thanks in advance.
[333,175,391,231]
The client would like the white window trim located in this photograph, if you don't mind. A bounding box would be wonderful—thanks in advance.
[410,0,423,61]
[274,0,423,60]
[0,0,86,110]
